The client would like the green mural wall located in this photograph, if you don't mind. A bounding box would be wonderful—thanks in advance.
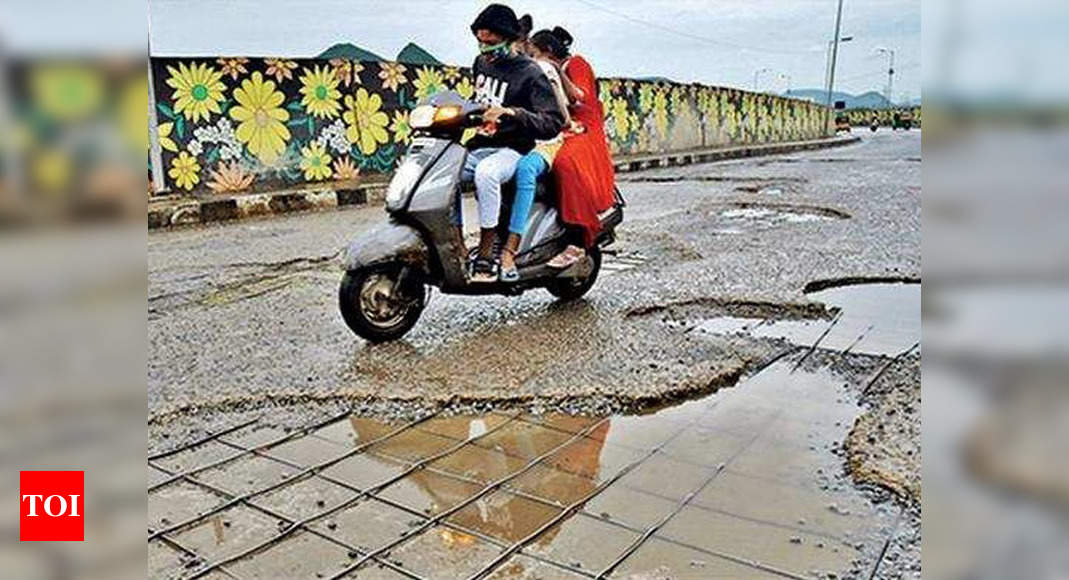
[149,57,833,196]
[844,106,922,126]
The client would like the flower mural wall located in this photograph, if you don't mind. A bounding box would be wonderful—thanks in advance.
[149,57,841,196]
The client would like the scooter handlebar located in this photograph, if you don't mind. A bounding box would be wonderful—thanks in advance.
[464,107,488,127]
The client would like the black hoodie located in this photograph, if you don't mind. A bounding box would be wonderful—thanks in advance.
[467,51,565,154]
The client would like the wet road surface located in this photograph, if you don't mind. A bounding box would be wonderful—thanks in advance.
[149,131,919,425]
[148,340,915,579]
[149,131,921,578]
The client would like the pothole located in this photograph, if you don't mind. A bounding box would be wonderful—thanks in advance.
[693,281,920,357]
[704,202,850,233]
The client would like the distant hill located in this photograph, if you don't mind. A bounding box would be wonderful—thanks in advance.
[396,43,442,65]
[316,43,385,61]
[784,88,905,110]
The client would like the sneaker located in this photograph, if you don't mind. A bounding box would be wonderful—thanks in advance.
[470,257,498,283]
[499,265,520,283]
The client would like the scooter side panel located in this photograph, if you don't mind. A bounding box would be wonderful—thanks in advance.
[341,222,428,271]
[404,142,469,289]
[518,202,566,255]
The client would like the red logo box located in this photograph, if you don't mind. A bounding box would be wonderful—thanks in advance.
[19,471,84,541]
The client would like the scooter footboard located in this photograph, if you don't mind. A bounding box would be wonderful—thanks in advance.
[341,222,429,271]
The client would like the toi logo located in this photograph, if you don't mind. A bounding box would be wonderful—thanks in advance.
[19,471,84,541]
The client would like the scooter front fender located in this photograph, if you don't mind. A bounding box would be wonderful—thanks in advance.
[341,222,429,272]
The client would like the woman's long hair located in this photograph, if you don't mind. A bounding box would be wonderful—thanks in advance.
[530,29,569,60]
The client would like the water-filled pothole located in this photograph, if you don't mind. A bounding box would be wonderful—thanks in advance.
[695,282,920,356]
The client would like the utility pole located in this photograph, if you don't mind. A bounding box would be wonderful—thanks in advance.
[876,47,896,106]
[825,0,845,132]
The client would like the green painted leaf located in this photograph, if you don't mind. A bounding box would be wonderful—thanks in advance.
[157,102,175,120]
[175,117,185,139]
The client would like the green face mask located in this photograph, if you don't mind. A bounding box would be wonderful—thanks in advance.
[478,40,510,58]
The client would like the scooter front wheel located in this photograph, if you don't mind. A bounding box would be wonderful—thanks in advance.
[339,264,426,342]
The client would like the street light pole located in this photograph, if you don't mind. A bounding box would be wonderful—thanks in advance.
[753,67,771,92]
[825,0,845,109]
[876,47,895,106]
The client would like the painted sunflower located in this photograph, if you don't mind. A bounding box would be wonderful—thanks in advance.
[169,150,200,190]
[412,67,445,101]
[453,76,475,100]
[30,64,104,122]
[441,66,461,82]
[610,98,631,140]
[166,61,226,123]
[343,88,389,156]
[299,65,342,119]
[652,89,670,136]
[390,110,411,144]
[230,71,291,163]
[299,142,333,181]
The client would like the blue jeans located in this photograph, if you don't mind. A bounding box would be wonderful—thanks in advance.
[510,152,548,236]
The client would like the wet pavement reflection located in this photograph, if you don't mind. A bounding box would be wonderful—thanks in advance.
[147,348,900,579]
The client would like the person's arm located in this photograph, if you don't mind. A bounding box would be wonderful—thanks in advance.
[560,69,585,104]
[543,65,572,126]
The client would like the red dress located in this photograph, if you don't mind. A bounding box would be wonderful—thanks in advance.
[551,55,616,248]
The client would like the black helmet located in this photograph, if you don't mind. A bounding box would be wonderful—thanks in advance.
[471,4,523,41]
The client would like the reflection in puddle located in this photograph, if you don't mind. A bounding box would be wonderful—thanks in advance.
[320,356,894,578]
[696,282,920,356]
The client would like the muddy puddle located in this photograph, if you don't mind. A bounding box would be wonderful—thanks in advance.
[148,351,900,579]
[696,282,920,356]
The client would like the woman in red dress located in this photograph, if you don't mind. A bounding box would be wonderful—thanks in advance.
[529,28,617,268]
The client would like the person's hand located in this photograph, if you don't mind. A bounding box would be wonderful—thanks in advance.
[482,106,514,125]
[568,120,585,134]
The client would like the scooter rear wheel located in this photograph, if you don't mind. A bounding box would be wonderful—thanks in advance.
[339,264,425,342]
[546,246,602,301]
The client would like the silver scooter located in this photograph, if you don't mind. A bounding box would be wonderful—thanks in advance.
[338,91,624,342]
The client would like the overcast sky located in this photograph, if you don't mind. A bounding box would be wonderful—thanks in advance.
[148,0,921,100]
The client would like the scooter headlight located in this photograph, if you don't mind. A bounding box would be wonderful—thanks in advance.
[385,159,423,209]
[409,105,436,129]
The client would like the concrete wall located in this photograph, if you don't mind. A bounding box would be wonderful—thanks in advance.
[149,56,833,196]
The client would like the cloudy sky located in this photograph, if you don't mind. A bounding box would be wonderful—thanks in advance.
[149,0,921,100]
